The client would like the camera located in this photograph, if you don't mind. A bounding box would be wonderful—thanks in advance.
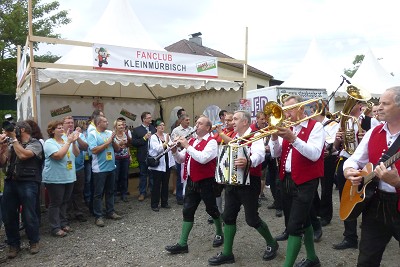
[1,117,21,138]
[2,120,15,132]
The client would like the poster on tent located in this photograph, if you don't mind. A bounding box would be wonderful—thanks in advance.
[92,43,218,78]
[17,81,34,121]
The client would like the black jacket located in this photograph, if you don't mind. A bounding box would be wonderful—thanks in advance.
[131,124,156,162]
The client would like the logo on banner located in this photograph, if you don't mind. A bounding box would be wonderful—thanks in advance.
[94,47,110,68]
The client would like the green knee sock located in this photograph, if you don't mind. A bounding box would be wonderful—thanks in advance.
[256,220,277,246]
[283,235,302,267]
[213,217,223,236]
[304,225,318,261]
[222,224,236,256]
[178,221,194,246]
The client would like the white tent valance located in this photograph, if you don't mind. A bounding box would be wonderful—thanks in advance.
[37,68,241,100]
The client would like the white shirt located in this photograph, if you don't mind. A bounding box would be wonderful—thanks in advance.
[322,117,340,156]
[173,133,217,176]
[269,120,325,172]
[343,122,400,193]
[231,127,265,168]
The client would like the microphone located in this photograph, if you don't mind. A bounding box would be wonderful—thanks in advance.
[341,75,351,84]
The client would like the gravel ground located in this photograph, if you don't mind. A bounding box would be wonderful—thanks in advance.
[0,187,398,267]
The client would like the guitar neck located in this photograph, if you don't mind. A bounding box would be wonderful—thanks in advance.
[365,151,400,184]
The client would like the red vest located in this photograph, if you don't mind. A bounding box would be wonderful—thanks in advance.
[279,120,324,184]
[183,136,216,182]
[368,124,400,169]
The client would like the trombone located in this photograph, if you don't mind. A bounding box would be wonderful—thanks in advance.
[229,98,325,147]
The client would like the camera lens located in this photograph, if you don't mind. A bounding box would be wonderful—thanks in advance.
[2,121,15,132]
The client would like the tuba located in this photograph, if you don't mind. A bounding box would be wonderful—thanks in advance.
[340,85,371,155]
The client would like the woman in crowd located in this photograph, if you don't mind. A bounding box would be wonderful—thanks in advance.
[42,120,79,237]
[25,119,45,225]
[148,119,175,211]
[113,119,130,202]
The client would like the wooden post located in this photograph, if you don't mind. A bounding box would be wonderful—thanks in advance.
[28,0,38,123]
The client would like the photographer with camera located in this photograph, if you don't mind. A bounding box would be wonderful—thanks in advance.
[0,120,44,259]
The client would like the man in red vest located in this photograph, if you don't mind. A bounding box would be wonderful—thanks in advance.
[343,87,400,266]
[208,111,279,265]
[165,116,223,254]
[269,95,325,267]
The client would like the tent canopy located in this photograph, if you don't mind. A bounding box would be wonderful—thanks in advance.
[350,48,400,95]
[38,0,241,100]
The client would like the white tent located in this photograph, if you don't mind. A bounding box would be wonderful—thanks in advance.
[349,48,400,97]
[281,39,344,97]
[20,0,241,130]
[37,0,240,100]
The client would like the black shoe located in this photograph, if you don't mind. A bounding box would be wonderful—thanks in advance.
[208,216,214,224]
[275,209,283,217]
[151,207,160,212]
[320,218,330,227]
[267,203,276,209]
[313,228,322,242]
[294,257,321,267]
[332,239,358,250]
[213,235,224,247]
[161,204,171,209]
[165,243,188,254]
[177,199,183,205]
[208,252,235,266]
[263,242,279,261]
[275,230,288,241]
[75,214,87,222]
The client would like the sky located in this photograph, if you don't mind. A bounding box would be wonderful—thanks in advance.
[41,0,400,82]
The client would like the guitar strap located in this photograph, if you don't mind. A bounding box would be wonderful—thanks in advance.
[378,135,400,163]
[377,134,400,212]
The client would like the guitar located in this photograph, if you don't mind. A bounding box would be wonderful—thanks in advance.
[339,150,400,221]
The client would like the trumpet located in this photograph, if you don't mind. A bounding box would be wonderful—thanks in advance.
[229,98,325,147]
[152,128,197,160]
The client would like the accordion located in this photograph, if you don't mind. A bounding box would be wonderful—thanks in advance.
[215,145,251,185]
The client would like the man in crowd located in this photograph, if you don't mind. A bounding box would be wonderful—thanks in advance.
[332,97,380,250]
[250,111,268,207]
[87,115,122,227]
[165,116,223,254]
[208,111,278,265]
[171,114,194,205]
[269,96,325,267]
[63,116,89,222]
[131,112,156,201]
[312,105,339,227]
[343,86,400,266]
[170,108,186,132]
[0,121,44,258]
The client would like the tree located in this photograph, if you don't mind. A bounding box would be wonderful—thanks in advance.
[343,54,364,78]
[0,0,70,95]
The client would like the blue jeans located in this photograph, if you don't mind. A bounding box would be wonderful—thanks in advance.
[176,163,183,201]
[115,157,130,197]
[92,170,115,218]
[2,180,40,247]
[138,161,153,196]
[83,160,92,203]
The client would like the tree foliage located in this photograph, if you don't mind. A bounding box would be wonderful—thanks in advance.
[343,54,365,78]
[0,0,70,95]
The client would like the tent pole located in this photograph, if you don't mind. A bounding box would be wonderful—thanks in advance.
[242,27,249,98]
[28,0,38,122]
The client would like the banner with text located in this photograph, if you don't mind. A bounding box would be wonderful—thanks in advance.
[92,44,218,78]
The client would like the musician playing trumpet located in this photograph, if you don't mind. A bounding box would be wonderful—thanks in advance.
[269,95,325,267]
[165,116,224,254]
[342,87,400,266]
[208,111,278,265]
